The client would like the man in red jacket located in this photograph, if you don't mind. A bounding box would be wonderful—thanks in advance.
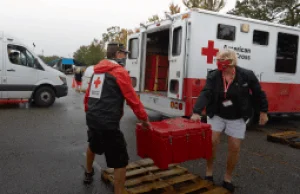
[83,42,151,194]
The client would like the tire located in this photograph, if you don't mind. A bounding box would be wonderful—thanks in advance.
[34,86,56,107]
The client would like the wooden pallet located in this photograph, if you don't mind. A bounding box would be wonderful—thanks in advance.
[101,158,231,194]
[267,131,300,149]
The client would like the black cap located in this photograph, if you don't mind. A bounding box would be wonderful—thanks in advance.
[107,42,130,54]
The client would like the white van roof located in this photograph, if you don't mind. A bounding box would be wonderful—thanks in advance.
[0,31,27,46]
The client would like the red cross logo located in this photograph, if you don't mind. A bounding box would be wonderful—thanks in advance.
[93,77,101,88]
[201,40,219,64]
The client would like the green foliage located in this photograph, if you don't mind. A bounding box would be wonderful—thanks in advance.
[73,39,106,66]
[148,15,161,22]
[169,2,181,14]
[182,0,225,12]
[38,55,61,64]
[228,0,300,26]
[102,27,133,48]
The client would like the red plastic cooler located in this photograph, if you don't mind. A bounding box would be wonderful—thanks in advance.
[163,118,212,160]
[150,122,173,169]
[136,118,212,169]
[136,123,153,158]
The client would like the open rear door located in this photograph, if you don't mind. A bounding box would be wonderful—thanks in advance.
[126,32,145,92]
[168,20,187,99]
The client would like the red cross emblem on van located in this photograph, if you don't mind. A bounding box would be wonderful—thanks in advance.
[202,40,219,64]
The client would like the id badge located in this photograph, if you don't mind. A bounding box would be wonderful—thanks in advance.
[222,100,233,107]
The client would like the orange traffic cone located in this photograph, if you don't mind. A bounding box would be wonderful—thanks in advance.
[72,78,76,88]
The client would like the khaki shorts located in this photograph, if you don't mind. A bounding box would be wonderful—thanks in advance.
[207,115,247,139]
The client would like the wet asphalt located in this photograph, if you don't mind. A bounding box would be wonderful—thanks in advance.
[0,75,299,194]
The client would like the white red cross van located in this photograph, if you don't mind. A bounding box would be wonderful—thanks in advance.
[125,8,300,120]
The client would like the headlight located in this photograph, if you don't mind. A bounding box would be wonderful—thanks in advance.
[59,76,67,85]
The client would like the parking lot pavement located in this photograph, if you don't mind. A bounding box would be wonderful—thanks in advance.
[0,75,299,194]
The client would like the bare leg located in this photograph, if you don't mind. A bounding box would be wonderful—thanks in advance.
[86,146,95,173]
[224,136,241,182]
[114,168,126,194]
[206,131,222,176]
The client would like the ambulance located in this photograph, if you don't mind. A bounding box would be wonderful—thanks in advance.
[0,32,68,107]
[125,8,300,123]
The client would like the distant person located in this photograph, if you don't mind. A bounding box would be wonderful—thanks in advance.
[83,42,151,194]
[74,67,83,92]
[191,49,268,192]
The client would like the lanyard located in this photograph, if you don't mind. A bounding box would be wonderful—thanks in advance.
[222,69,236,99]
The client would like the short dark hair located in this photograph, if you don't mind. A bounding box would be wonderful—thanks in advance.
[106,43,119,59]
[106,42,129,59]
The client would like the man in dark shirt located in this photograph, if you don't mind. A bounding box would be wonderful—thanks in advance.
[191,49,268,192]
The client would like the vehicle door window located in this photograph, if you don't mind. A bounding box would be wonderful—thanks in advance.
[7,45,35,68]
[128,38,139,59]
[217,24,236,41]
[172,27,182,56]
[275,33,299,74]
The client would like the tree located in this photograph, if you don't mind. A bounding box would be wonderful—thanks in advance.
[102,26,133,47]
[38,55,61,64]
[182,0,225,12]
[279,0,300,26]
[201,0,226,11]
[228,0,300,26]
[169,2,181,14]
[148,15,160,22]
[183,0,203,8]
[73,39,106,66]
[114,28,134,46]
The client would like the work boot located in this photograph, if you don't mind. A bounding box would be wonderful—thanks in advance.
[83,168,95,185]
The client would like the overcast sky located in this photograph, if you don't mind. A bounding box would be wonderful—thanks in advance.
[0,0,236,58]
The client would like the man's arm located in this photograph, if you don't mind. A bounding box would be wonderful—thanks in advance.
[83,77,92,112]
[248,70,268,113]
[192,72,215,115]
[112,69,148,121]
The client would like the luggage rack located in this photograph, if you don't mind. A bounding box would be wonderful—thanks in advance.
[101,158,231,194]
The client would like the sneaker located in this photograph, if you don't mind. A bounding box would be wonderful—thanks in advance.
[83,168,95,184]
[222,181,235,193]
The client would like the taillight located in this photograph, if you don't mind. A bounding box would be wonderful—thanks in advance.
[179,103,183,110]
[170,101,183,110]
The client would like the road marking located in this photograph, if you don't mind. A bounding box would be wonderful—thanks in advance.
[82,152,102,172]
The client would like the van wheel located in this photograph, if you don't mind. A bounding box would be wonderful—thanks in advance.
[34,87,56,107]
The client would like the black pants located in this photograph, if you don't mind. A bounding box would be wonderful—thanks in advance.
[87,127,129,169]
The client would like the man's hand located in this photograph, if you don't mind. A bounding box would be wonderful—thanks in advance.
[141,119,151,130]
[190,113,201,122]
[259,112,268,126]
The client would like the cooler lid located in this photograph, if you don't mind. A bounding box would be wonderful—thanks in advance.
[160,117,211,134]
[151,122,171,137]
[170,123,190,136]
[182,119,211,132]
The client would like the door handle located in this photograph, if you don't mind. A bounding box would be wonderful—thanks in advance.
[7,69,15,72]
